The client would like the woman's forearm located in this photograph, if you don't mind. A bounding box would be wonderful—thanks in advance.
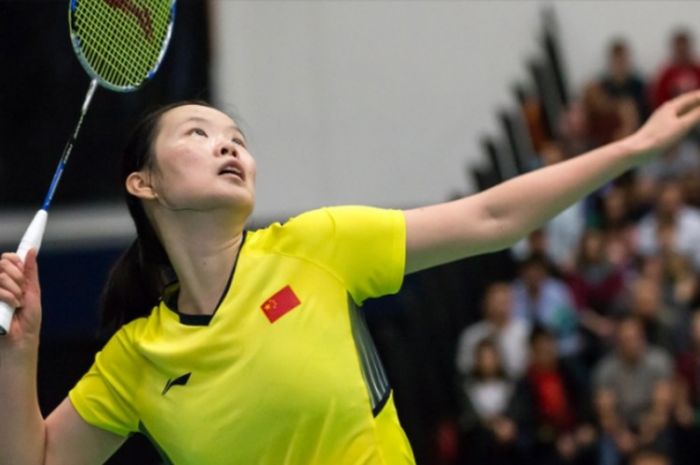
[480,136,643,247]
[404,137,647,273]
[0,343,46,465]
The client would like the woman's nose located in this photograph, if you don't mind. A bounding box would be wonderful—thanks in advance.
[219,142,238,157]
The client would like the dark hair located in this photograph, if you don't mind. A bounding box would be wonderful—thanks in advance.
[528,325,555,346]
[99,100,216,337]
[672,28,692,44]
[518,253,551,274]
[609,38,628,57]
[615,314,645,336]
[471,337,507,380]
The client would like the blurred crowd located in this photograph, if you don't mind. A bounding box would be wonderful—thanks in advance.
[451,29,700,465]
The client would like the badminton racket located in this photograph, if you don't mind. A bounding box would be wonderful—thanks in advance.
[0,0,177,335]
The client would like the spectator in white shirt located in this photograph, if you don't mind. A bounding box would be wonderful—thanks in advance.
[455,282,531,380]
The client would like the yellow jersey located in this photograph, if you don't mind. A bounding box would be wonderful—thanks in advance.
[69,206,416,465]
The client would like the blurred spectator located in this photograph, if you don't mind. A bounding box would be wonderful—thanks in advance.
[639,248,697,318]
[566,229,626,362]
[511,255,582,358]
[636,181,700,271]
[558,99,592,156]
[675,311,700,415]
[513,143,586,271]
[600,39,650,124]
[628,448,671,465]
[568,228,627,315]
[652,29,700,108]
[456,338,527,465]
[521,327,597,465]
[594,316,674,464]
[626,277,676,354]
[558,100,592,158]
[660,251,698,312]
[673,311,700,465]
[638,140,700,184]
[455,282,531,379]
[582,81,638,147]
[595,185,642,243]
[679,169,700,208]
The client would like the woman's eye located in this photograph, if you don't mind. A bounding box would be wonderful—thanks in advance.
[233,137,246,147]
[190,128,208,136]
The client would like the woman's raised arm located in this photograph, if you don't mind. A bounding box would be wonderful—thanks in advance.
[404,90,700,274]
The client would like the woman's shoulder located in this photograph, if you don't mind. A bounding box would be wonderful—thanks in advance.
[246,206,400,252]
[244,208,333,254]
[108,312,152,347]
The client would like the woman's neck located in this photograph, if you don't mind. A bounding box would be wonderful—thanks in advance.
[154,208,247,315]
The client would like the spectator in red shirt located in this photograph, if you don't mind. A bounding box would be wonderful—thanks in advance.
[566,229,627,368]
[652,29,700,108]
[522,327,597,465]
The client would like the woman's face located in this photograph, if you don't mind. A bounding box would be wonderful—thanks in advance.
[144,104,256,214]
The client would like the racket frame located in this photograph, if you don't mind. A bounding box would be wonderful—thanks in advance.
[68,0,177,92]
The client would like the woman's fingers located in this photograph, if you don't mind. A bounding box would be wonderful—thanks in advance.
[0,250,42,338]
[0,272,23,299]
[0,253,27,309]
[637,90,700,153]
[0,289,20,309]
[673,89,700,117]
[1,252,23,268]
[0,256,24,282]
[679,104,700,129]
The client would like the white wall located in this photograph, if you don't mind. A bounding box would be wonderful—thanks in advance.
[212,1,700,220]
[213,1,547,219]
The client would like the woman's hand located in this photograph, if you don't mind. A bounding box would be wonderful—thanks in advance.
[628,89,700,161]
[0,249,42,350]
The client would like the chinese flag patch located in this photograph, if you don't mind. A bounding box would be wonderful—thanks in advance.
[261,285,301,323]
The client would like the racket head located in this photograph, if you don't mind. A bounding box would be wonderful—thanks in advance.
[68,0,177,92]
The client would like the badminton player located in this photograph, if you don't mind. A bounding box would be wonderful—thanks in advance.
[2,90,700,465]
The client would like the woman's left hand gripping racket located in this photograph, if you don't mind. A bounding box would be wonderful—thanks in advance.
[0,0,177,335]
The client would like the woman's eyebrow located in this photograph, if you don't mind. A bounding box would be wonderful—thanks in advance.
[180,116,245,138]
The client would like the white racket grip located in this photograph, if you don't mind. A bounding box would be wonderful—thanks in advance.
[0,210,48,335]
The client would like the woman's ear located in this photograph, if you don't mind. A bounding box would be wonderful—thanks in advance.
[126,171,158,200]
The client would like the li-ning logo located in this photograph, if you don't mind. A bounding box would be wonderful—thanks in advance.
[104,0,155,41]
[162,372,192,395]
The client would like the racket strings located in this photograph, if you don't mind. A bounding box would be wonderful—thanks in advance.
[73,0,173,89]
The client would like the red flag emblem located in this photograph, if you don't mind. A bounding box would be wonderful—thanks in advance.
[261,285,301,323]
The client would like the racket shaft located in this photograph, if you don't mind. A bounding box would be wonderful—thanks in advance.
[42,79,98,210]
[0,210,48,335]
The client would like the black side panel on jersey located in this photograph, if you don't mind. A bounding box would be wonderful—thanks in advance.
[348,297,391,417]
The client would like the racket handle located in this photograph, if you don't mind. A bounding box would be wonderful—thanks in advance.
[0,210,48,336]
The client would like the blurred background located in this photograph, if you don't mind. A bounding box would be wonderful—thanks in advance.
[3,1,700,464]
